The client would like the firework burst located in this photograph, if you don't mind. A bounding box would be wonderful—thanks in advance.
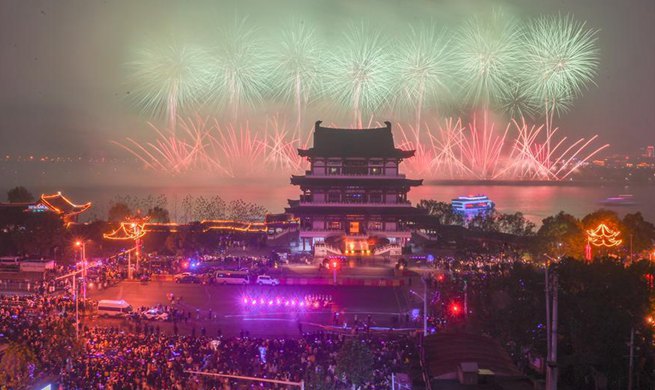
[396,25,454,130]
[454,11,522,109]
[521,14,599,113]
[210,17,270,120]
[271,21,323,131]
[326,24,394,128]
[127,43,212,130]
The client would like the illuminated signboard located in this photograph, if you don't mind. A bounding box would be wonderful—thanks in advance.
[27,203,50,213]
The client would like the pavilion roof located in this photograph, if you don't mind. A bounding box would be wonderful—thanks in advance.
[298,121,414,158]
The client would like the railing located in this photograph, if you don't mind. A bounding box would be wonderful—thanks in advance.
[304,172,406,179]
[298,200,412,206]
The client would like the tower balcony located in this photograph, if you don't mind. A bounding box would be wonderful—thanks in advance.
[304,170,406,179]
[298,199,412,206]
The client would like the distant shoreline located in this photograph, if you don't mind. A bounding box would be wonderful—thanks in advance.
[424,179,654,187]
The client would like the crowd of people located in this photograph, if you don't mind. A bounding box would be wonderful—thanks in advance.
[59,328,417,390]
[0,288,419,389]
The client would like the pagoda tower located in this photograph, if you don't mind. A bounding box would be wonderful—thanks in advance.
[286,121,425,255]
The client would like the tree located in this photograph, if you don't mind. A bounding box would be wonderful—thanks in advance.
[108,202,132,223]
[622,212,655,254]
[147,206,170,223]
[0,341,37,388]
[468,209,500,232]
[497,212,536,236]
[6,186,34,203]
[228,199,268,221]
[417,199,464,225]
[11,212,67,257]
[336,338,374,389]
[555,258,653,388]
[536,211,586,259]
[469,259,654,389]
[303,366,336,390]
[581,209,623,234]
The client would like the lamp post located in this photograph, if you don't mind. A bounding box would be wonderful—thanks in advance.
[410,277,428,336]
[75,240,87,301]
[543,254,559,390]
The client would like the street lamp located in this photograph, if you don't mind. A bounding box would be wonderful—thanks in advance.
[75,240,88,301]
[410,277,428,336]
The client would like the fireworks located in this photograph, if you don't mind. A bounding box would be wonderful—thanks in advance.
[209,17,270,120]
[119,12,607,181]
[326,24,394,128]
[521,15,599,114]
[453,11,521,109]
[396,25,454,130]
[271,21,323,131]
[396,115,609,181]
[127,43,212,130]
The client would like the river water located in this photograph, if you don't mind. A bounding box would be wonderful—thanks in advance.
[1,162,653,224]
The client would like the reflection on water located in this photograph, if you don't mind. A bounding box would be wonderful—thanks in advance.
[1,162,654,224]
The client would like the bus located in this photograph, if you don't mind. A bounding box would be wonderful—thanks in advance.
[97,299,133,317]
[214,270,249,285]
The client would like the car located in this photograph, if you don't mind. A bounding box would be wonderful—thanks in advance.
[175,275,201,284]
[256,275,280,286]
[173,272,191,281]
[141,308,169,321]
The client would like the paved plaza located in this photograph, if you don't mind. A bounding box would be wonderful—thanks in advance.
[86,280,420,337]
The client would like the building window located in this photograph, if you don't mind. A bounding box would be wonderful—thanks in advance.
[327,221,342,230]
[369,193,382,203]
[329,167,339,175]
[328,192,341,202]
[370,167,382,175]
[368,221,383,231]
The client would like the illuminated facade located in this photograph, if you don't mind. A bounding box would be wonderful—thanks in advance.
[286,121,425,255]
[0,192,91,223]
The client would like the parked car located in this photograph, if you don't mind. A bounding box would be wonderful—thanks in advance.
[256,275,280,286]
[141,308,169,321]
[173,272,191,281]
[175,275,201,284]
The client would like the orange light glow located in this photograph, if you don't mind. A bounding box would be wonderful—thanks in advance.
[587,223,622,248]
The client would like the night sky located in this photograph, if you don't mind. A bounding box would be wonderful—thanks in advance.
[0,0,653,157]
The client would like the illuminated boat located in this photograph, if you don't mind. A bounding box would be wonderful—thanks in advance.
[451,195,495,217]
[598,194,637,206]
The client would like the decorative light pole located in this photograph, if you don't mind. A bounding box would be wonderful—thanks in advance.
[104,216,149,279]
[586,223,623,262]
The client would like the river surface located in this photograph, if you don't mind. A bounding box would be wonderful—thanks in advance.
[1,162,653,224]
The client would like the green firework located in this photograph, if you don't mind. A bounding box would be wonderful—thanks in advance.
[396,25,454,125]
[521,14,599,116]
[127,43,212,128]
[454,11,521,108]
[326,24,395,127]
[270,21,323,129]
[210,17,271,120]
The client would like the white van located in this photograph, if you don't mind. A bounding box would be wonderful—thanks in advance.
[214,270,249,285]
[97,299,133,317]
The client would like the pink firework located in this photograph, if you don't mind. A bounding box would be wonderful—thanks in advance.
[113,116,215,174]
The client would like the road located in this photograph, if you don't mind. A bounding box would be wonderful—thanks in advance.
[86,280,419,337]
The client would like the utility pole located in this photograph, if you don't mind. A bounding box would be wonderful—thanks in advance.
[464,280,468,319]
[73,269,78,339]
[550,274,558,390]
[423,277,428,336]
[544,256,559,390]
[545,262,552,390]
[628,327,634,390]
